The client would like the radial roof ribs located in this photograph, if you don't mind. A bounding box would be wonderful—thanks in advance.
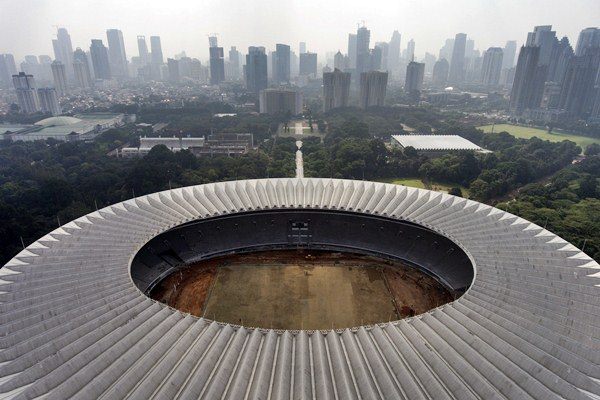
[1,178,599,399]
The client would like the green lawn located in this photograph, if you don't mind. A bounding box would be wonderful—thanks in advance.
[380,178,425,188]
[379,177,469,197]
[478,124,600,150]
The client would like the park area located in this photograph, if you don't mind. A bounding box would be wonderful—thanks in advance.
[381,177,470,197]
[478,123,600,150]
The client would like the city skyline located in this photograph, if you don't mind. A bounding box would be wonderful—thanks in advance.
[1,0,599,61]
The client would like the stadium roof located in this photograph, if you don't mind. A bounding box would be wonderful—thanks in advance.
[1,178,599,398]
[392,134,484,151]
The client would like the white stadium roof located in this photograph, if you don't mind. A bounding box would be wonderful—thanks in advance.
[392,134,484,151]
[1,178,599,399]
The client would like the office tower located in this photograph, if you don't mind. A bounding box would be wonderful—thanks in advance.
[405,61,424,98]
[526,26,557,66]
[0,55,12,87]
[37,55,53,83]
[323,68,351,112]
[177,57,193,78]
[465,39,475,60]
[51,61,68,96]
[509,46,541,114]
[37,88,61,116]
[137,36,150,65]
[439,38,454,61]
[189,58,203,81]
[208,36,218,48]
[548,37,574,84]
[73,48,93,88]
[299,52,317,76]
[502,41,517,70]
[480,47,504,87]
[432,58,450,86]
[20,56,39,79]
[228,46,241,79]
[259,88,303,115]
[274,44,290,83]
[448,33,467,84]
[12,72,40,113]
[404,39,415,61]
[299,42,306,54]
[388,31,401,71]
[540,82,562,109]
[90,39,111,79]
[575,27,599,56]
[106,29,128,78]
[423,52,436,74]
[52,28,74,79]
[359,71,388,108]
[209,46,225,85]
[375,42,389,71]
[150,36,164,64]
[167,58,180,82]
[347,33,357,69]
[558,48,600,118]
[245,46,268,94]
[356,26,370,75]
[369,47,382,70]
[334,51,346,71]
[290,51,299,78]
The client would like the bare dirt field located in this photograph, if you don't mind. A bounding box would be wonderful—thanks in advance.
[150,250,454,330]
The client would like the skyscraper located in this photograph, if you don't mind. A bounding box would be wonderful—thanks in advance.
[448,33,467,84]
[502,41,517,70]
[149,36,164,80]
[299,52,317,77]
[299,42,306,54]
[404,39,415,61]
[12,72,40,113]
[259,88,303,115]
[323,68,351,112]
[359,71,388,108]
[90,39,111,80]
[274,44,290,83]
[137,36,150,65]
[432,58,450,86]
[167,58,180,82]
[356,26,371,75]
[334,51,347,71]
[37,88,61,116]
[228,46,241,79]
[405,61,425,100]
[480,47,504,87]
[51,61,68,96]
[0,54,17,87]
[388,31,401,72]
[150,36,164,64]
[547,37,574,84]
[73,48,94,88]
[347,33,357,70]
[106,29,128,78]
[574,27,599,56]
[558,48,600,118]
[52,28,74,80]
[370,46,383,70]
[245,46,268,94]
[209,46,225,85]
[509,46,541,114]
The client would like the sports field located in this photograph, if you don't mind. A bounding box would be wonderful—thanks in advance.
[478,124,600,150]
[151,251,453,330]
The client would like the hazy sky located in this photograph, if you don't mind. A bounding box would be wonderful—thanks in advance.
[1,0,599,62]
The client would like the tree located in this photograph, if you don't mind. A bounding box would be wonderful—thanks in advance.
[448,187,463,197]
[585,143,600,156]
